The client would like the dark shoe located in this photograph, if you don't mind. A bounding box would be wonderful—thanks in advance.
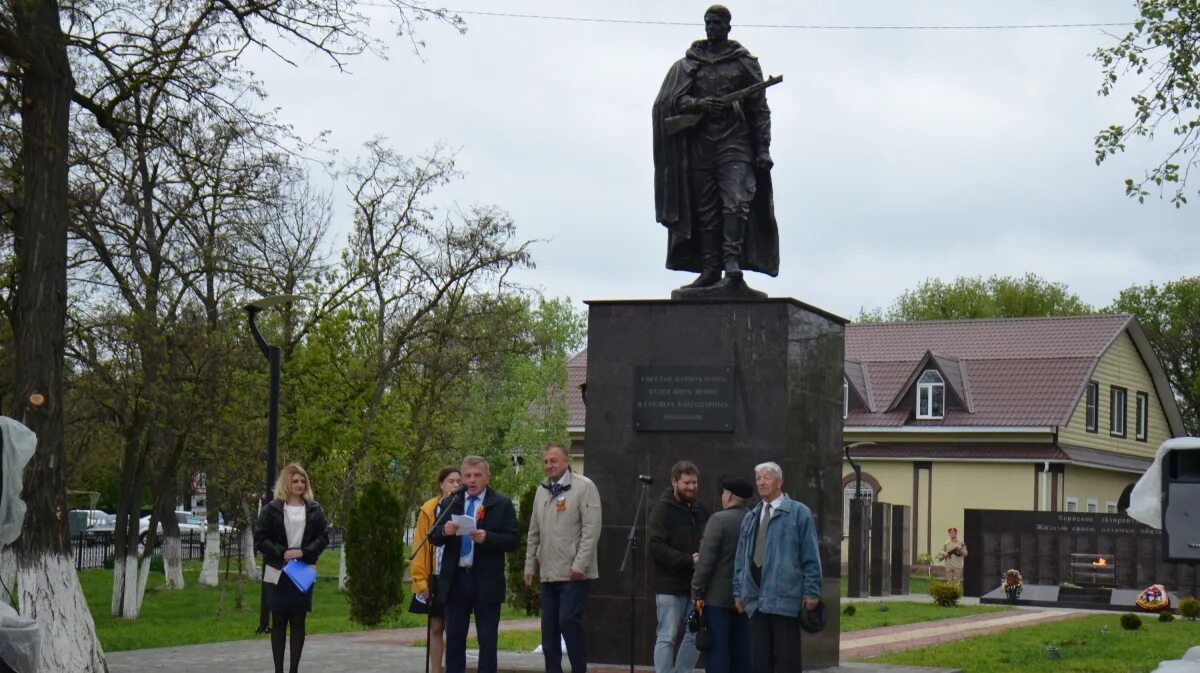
[683,268,721,288]
[680,230,721,289]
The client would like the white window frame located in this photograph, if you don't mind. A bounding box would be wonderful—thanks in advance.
[843,379,849,419]
[1106,502,1118,513]
[1085,381,1099,433]
[1086,498,1099,513]
[842,482,874,537]
[916,369,945,420]
[1110,387,1127,437]
[1065,497,1079,512]
[1136,391,1149,441]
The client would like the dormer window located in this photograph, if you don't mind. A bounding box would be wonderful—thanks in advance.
[916,369,945,419]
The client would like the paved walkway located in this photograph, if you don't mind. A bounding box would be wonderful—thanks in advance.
[106,605,1081,673]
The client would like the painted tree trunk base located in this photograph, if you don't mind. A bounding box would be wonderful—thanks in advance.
[162,535,185,589]
[338,547,347,592]
[241,528,258,578]
[110,555,125,617]
[0,546,15,605]
[198,532,220,587]
[18,553,107,672]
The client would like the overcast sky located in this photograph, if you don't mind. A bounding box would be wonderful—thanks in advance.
[245,1,1196,320]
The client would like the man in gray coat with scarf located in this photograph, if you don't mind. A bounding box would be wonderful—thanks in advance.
[691,475,753,673]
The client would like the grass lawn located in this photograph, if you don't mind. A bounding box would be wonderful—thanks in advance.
[82,552,531,652]
[840,602,1010,632]
[864,613,1200,673]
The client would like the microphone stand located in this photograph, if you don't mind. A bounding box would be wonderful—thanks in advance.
[618,479,652,673]
[409,489,465,673]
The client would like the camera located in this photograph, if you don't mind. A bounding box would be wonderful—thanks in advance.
[686,607,702,633]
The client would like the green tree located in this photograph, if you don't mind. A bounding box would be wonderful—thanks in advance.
[861,274,1093,322]
[1110,277,1200,434]
[1094,0,1200,206]
[345,481,406,626]
[506,483,540,615]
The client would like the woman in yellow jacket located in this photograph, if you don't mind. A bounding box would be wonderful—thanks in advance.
[411,466,462,673]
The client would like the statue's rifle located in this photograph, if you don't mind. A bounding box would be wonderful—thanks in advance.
[663,74,783,136]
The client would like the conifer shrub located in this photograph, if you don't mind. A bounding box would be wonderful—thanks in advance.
[929,581,962,607]
[345,481,406,626]
[1180,596,1200,620]
[842,604,857,617]
[1159,611,1175,623]
[506,484,540,615]
[1120,613,1143,631]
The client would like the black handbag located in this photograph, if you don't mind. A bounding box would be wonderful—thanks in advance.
[688,607,712,652]
[408,593,429,614]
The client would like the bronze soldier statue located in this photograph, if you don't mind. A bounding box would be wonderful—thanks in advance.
[653,5,780,299]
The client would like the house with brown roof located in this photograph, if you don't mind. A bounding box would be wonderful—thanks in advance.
[560,313,1185,563]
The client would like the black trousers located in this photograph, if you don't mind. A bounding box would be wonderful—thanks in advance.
[749,610,801,673]
[445,568,502,673]
[540,580,591,673]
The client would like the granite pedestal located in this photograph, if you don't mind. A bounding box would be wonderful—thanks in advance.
[582,298,846,670]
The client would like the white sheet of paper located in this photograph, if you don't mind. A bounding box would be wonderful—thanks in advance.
[451,514,477,535]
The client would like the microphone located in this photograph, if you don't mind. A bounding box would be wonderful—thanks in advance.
[638,474,655,484]
[451,483,469,496]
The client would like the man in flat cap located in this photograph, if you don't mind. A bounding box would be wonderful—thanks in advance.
[691,475,754,673]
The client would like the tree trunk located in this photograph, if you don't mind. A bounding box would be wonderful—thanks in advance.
[241,501,258,578]
[0,546,14,604]
[8,0,107,669]
[241,526,258,578]
[199,479,222,586]
[120,552,140,618]
[162,534,184,589]
[338,545,347,592]
[198,527,220,587]
[17,556,107,672]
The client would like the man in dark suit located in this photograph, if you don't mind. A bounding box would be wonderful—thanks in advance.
[432,456,519,673]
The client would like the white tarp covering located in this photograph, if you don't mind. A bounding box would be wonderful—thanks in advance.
[1126,437,1200,530]
[0,601,39,673]
[0,416,36,546]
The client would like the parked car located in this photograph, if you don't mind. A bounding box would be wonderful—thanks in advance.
[137,510,230,543]
[81,513,117,545]
[68,509,109,537]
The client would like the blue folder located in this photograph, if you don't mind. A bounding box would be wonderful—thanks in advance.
[283,559,318,592]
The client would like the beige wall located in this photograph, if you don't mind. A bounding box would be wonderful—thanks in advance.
[1060,331,1173,457]
[840,460,1036,562]
[1061,465,1138,513]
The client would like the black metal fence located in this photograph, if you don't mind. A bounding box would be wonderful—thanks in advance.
[74,527,344,572]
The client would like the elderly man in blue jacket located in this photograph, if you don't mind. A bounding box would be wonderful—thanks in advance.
[733,461,822,673]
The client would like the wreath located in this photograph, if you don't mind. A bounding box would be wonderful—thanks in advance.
[1002,569,1023,601]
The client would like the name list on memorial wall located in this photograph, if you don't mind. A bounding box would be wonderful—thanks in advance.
[633,366,734,432]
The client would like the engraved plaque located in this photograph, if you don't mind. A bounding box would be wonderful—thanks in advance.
[633,366,734,432]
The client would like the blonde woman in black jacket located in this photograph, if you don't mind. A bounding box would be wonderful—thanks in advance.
[254,463,330,673]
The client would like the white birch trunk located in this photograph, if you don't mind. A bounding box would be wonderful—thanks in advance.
[0,546,15,605]
[198,527,220,587]
[17,553,107,672]
[338,547,347,591]
[162,534,185,589]
[120,552,141,618]
[110,555,125,616]
[241,527,258,578]
[134,553,152,614]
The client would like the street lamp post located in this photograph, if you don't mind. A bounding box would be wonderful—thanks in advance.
[244,293,304,633]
